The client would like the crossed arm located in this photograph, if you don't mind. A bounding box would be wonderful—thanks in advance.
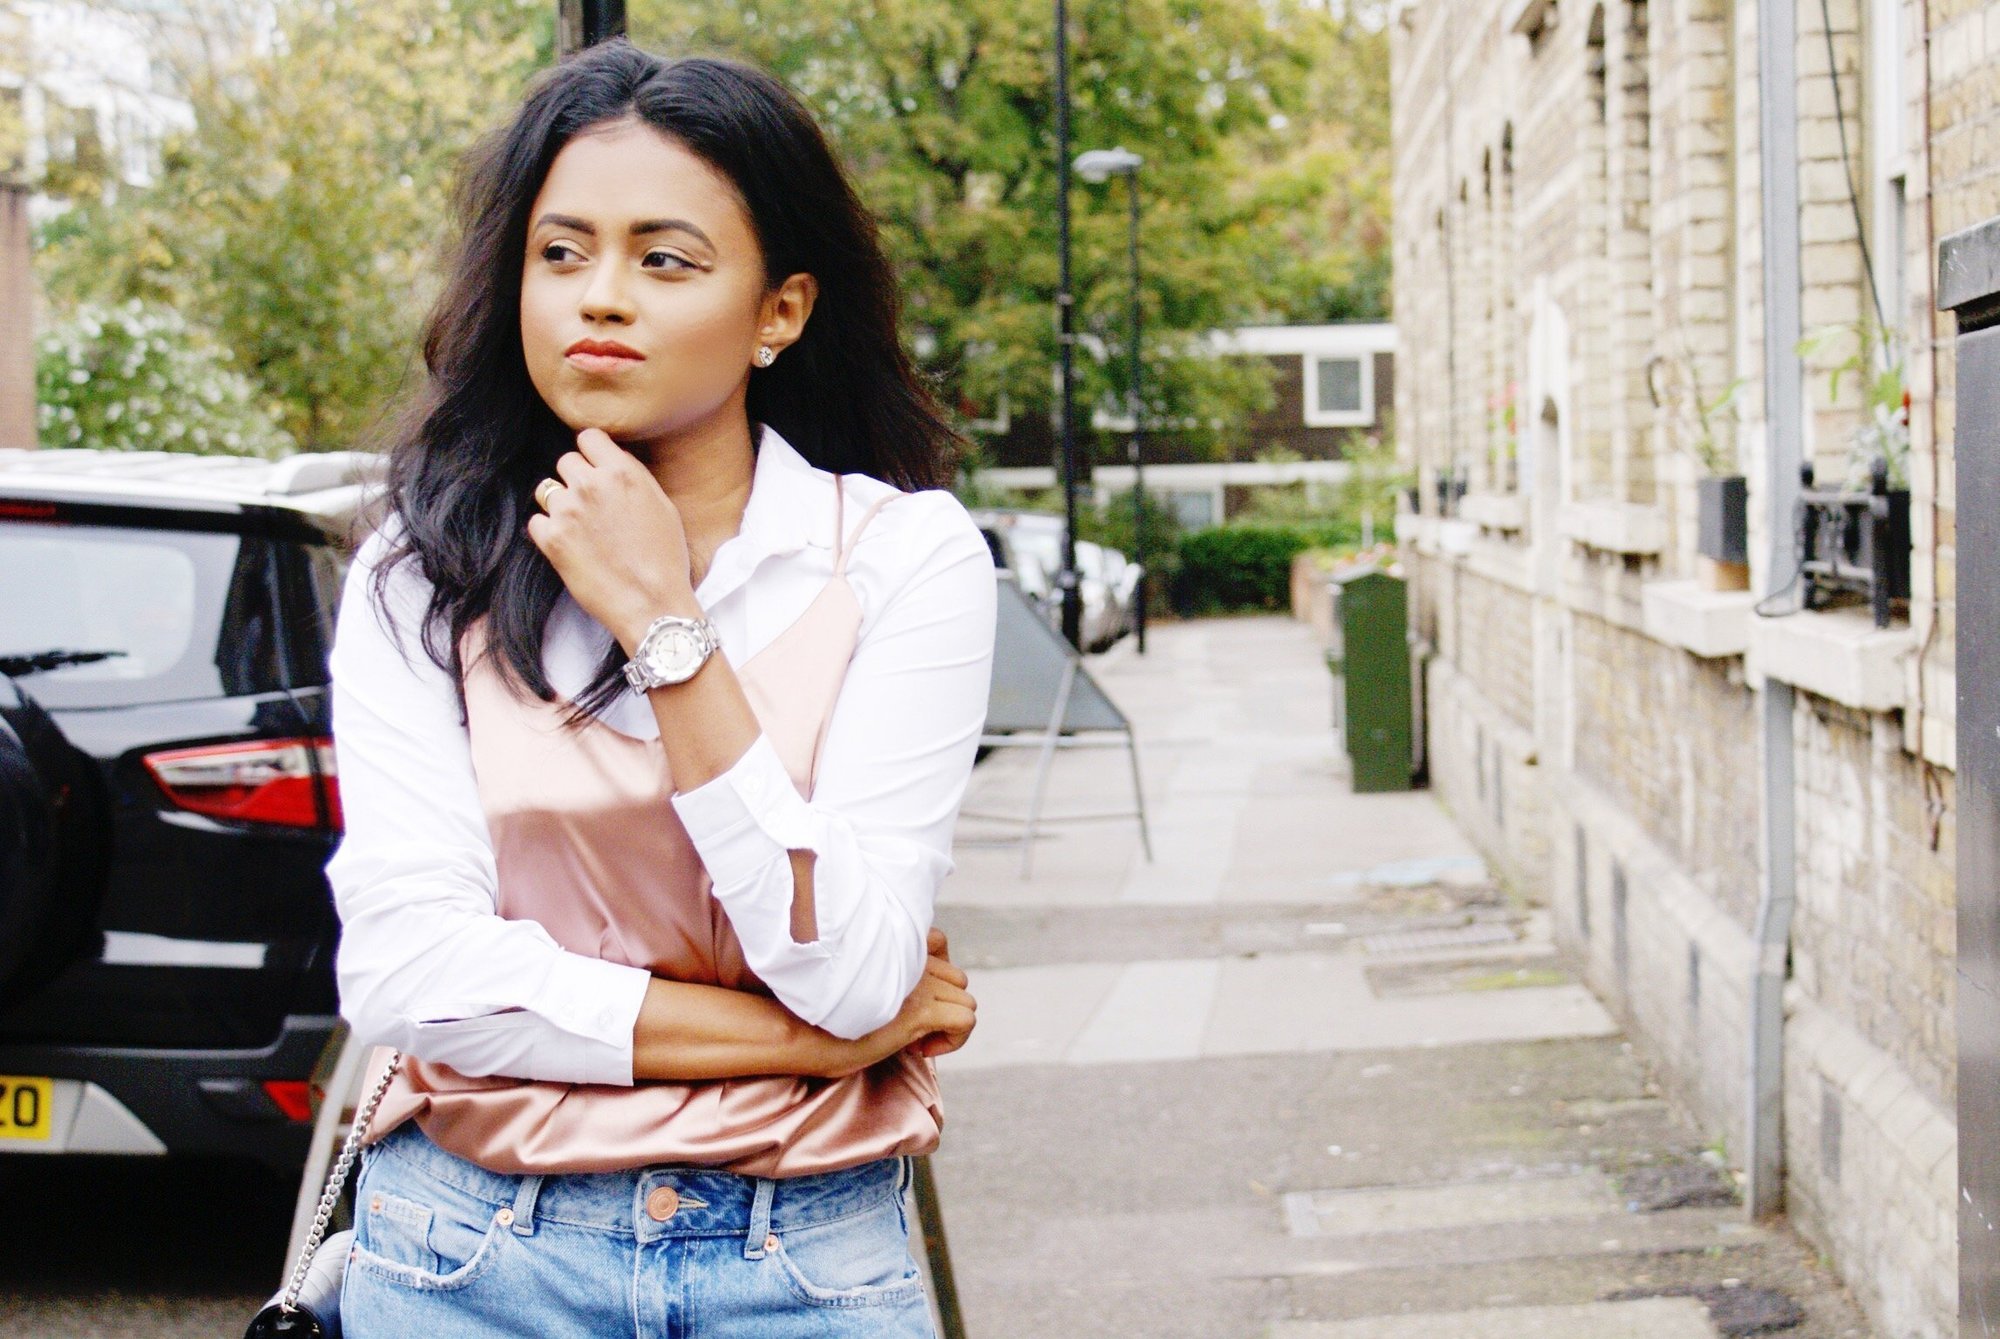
[331,447,991,1085]
[629,927,975,1082]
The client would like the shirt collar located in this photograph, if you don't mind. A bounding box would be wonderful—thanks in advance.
[695,425,839,608]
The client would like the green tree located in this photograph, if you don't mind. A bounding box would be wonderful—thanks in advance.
[631,0,1390,456]
[37,300,295,457]
[37,0,549,449]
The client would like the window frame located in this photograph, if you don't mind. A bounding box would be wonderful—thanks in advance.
[1303,352,1375,428]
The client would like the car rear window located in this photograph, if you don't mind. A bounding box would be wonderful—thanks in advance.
[0,520,290,708]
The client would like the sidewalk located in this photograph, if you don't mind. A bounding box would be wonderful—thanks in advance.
[931,616,1872,1338]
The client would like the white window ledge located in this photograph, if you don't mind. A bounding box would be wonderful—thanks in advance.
[1641,580,1756,658]
[1394,512,1436,550]
[1460,492,1527,532]
[1559,501,1666,555]
[1747,607,1914,712]
[1437,517,1478,554]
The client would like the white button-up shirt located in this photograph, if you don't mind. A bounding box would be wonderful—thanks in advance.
[327,429,997,1086]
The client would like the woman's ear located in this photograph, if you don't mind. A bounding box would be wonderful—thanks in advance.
[756,273,819,360]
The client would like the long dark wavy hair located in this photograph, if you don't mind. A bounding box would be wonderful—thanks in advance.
[374,42,959,716]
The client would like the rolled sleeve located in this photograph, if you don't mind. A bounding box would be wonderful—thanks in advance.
[672,734,828,890]
[672,492,997,1038]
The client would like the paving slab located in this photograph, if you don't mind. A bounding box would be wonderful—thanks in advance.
[1269,1298,1720,1339]
[1282,1171,1622,1236]
[1066,958,1221,1064]
[941,946,1617,1071]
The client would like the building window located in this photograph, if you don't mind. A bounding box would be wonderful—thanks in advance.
[1304,354,1373,428]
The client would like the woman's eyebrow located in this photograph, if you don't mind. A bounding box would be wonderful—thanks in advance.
[532,213,715,251]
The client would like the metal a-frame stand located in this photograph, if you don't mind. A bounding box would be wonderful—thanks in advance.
[961,576,1153,877]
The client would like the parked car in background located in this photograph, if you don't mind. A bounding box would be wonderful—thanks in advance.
[0,448,377,1177]
[973,509,1136,651]
[1073,540,1124,652]
[975,512,1057,621]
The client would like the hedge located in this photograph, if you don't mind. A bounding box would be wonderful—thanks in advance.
[1172,522,1353,615]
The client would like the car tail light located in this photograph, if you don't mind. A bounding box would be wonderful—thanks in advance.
[143,738,340,830]
[261,1080,319,1123]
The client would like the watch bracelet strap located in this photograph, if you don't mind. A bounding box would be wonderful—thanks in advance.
[624,614,720,690]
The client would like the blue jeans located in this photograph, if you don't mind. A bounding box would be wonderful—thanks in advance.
[342,1124,937,1338]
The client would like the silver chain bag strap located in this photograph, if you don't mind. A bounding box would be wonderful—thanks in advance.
[245,1051,401,1339]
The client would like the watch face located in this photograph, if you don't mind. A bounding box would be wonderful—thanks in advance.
[644,624,705,683]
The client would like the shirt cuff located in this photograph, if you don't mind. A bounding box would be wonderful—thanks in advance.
[672,733,826,892]
[534,952,652,1086]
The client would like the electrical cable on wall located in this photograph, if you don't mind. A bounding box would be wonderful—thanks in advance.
[1817,0,1887,331]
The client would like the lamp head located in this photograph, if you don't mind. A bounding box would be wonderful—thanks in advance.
[1075,147,1143,182]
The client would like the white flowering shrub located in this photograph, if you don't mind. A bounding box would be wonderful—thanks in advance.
[35,302,295,458]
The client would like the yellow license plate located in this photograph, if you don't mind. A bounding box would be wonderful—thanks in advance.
[0,1076,54,1140]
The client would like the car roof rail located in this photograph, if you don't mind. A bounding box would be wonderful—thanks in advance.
[263,451,385,496]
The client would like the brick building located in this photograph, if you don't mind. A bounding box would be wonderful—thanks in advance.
[1390,0,1993,1333]
[974,322,1394,528]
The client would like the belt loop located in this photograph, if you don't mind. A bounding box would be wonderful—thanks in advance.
[510,1173,543,1237]
[743,1177,777,1259]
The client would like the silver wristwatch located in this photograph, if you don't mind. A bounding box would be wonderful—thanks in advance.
[622,613,721,691]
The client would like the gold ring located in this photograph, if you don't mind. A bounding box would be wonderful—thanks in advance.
[534,477,564,512]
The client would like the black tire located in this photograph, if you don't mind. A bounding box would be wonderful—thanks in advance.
[0,679,107,1011]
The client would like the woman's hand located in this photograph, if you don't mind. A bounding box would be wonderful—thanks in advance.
[818,929,977,1078]
[525,428,695,650]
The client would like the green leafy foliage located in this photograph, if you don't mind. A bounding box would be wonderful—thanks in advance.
[1173,521,1347,614]
[630,0,1390,452]
[36,0,549,449]
[36,300,294,457]
[1798,320,1910,489]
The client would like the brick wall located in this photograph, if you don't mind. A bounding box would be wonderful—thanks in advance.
[1390,0,1973,1332]
[1793,698,1956,1107]
[1452,567,1537,731]
[1570,612,1763,930]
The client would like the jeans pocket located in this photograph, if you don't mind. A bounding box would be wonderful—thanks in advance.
[350,1168,512,1292]
[769,1200,928,1309]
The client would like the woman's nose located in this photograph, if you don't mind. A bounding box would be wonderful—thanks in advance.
[579,263,637,324]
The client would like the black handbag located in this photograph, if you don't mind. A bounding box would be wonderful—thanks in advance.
[245,1052,401,1339]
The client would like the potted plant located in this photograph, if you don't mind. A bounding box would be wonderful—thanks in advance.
[1795,321,1912,627]
[1648,353,1747,590]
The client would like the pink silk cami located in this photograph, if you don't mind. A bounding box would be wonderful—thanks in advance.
[362,485,943,1177]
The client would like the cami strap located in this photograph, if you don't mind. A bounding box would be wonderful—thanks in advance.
[833,490,899,577]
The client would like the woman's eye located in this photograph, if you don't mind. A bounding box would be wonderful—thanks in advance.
[541,241,583,264]
[641,249,693,271]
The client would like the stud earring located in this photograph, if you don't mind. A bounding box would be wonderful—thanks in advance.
[755,345,776,368]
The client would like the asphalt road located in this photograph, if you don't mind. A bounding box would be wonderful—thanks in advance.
[0,1153,290,1335]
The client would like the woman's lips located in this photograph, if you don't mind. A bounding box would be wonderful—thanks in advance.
[564,340,645,374]
[564,349,640,375]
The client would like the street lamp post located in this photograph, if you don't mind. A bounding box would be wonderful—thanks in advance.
[557,0,625,57]
[1075,147,1145,654]
[1052,0,1084,650]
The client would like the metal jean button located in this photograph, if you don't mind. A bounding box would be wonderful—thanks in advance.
[645,1186,680,1222]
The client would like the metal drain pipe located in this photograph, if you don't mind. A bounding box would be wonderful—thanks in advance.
[1746,0,1806,1221]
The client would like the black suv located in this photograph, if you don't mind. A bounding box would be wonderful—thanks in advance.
[0,448,376,1176]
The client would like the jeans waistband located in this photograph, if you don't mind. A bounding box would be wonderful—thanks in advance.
[369,1123,908,1249]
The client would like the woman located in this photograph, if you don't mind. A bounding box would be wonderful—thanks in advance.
[327,41,994,1337]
